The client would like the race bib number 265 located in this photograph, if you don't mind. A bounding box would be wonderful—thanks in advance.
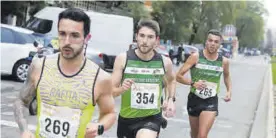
[195,82,217,99]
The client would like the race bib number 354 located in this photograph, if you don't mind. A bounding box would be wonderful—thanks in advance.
[131,83,159,109]
[39,103,81,138]
[195,82,217,99]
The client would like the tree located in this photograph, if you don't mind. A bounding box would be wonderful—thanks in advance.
[125,2,151,33]
[265,29,273,54]
[28,1,47,17]
[151,1,199,44]
[235,1,266,48]
[1,1,46,25]
[190,1,246,44]
[1,1,29,25]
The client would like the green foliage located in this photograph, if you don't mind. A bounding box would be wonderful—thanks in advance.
[151,1,199,44]
[148,1,267,48]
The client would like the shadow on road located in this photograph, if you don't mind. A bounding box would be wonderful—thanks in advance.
[1,75,18,82]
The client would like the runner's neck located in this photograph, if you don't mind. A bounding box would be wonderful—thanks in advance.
[203,49,218,61]
[59,53,85,75]
[134,49,155,61]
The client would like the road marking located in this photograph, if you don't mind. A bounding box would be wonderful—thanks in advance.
[5,96,17,99]
[1,104,13,107]
[167,118,232,128]
[0,120,36,131]
[1,112,14,116]
[167,118,189,123]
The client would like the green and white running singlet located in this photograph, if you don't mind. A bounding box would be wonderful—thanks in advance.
[120,49,165,118]
[190,51,223,99]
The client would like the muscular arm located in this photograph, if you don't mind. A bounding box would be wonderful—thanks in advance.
[223,57,232,93]
[95,70,116,131]
[111,53,126,97]
[162,56,176,99]
[162,78,169,100]
[13,58,42,133]
[176,53,199,85]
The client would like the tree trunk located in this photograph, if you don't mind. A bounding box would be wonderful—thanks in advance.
[188,22,198,45]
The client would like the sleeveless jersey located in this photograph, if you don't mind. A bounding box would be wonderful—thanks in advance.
[120,49,165,118]
[35,54,99,138]
[190,51,223,99]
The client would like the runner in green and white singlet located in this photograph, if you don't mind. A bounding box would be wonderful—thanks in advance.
[176,29,232,138]
[190,51,223,99]
[112,19,176,138]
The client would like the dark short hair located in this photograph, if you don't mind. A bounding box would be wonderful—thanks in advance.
[207,29,223,40]
[136,19,160,37]
[58,8,90,37]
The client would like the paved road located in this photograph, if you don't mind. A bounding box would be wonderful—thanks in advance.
[1,55,269,138]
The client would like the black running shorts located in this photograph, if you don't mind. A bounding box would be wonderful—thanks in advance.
[187,92,218,117]
[117,113,162,138]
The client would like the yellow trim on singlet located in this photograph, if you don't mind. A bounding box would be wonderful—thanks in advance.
[35,55,99,138]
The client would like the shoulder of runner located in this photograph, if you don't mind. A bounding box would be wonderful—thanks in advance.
[222,56,230,70]
[94,69,112,98]
[189,52,199,65]
[161,55,173,73]
[31,57,44,87]
[115,52,127,70]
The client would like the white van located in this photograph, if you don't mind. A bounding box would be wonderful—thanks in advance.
[23,7,134,70]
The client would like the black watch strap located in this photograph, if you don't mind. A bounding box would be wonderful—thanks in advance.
[190,81,194,87]
[168,97,176,102]
[98,124,104,135]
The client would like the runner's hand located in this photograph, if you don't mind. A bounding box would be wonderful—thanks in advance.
[224,92,231,102]
[193,80,207,90]
[121,79,135,92]
[85,123,100,138]
[164,98,176,118]
[21,130,35,138]
[162,100,168,111]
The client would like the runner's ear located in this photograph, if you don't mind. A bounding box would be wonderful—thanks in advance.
[84,33,92,44]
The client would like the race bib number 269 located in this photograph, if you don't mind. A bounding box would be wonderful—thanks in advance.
[39,103,81,138]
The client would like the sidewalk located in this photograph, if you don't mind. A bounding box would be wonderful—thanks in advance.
[273,85,276,135]
[249,65,275,138]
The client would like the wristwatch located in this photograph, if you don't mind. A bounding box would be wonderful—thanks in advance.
[190,81,195,87]
[168,96,176,102]
[98,124,104,135]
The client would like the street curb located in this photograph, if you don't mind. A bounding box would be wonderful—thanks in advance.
[267,64,275,138]
[249,65,275,138]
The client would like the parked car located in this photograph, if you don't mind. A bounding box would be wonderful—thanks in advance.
[168,46,181,63]
[1,24,40,81]
[23,7,133,71]
[218,47,231,58]
[155,45,169,57]
[182,45,199,63]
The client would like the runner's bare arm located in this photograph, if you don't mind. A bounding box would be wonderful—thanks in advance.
[162,56,176,98]
[162,78,169,100]
[95,70,116,131]
[112,53,127,97]
[223,57,232,93]
[13,58,42,133]
[176,53,199,85]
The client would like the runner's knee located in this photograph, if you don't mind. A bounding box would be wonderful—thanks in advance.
[136,128,158,138]
[197,131,207,138]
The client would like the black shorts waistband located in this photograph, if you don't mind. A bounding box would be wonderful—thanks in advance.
[119,113,162,124]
